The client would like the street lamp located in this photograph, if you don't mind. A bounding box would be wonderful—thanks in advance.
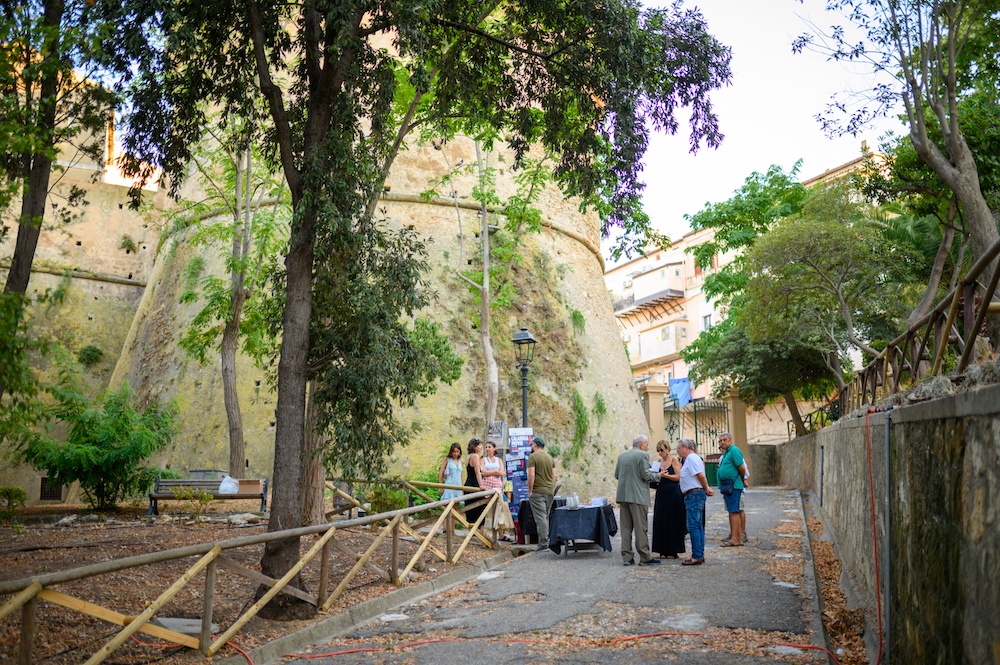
[512,327,537,427]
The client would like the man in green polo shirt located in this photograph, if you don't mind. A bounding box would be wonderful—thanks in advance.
[718,432,748,547]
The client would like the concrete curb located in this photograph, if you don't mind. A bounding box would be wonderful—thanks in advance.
[216,550,512,665]
[795,490,834,665]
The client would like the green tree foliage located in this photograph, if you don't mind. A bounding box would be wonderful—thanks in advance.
[742,182,920,361]
[174,123,291,478]
[307,223,464,481]
[9,370,178,511]
[0,287,64,441]
[682,164,826,428]
[685,317,836,408]
[795,0,1000,345]
[687,163,807,307]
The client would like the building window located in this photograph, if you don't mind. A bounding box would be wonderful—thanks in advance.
[660,326,671,340]
[680,327,687,338]
[660,269,665,279]
[702,314,712,331]
[39,477,63,501]
[674,268,681,277]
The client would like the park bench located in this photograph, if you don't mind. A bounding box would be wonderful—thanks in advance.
[148,478,269,515]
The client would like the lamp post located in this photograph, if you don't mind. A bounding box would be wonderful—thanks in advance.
[512,327,537,427]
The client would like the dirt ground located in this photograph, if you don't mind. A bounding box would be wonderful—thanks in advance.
[0,501,498,665]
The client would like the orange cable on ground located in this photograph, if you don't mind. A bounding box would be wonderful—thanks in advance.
[774,641,843,665]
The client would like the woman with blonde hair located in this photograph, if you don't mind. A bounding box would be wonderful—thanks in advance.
[651,439,687,558]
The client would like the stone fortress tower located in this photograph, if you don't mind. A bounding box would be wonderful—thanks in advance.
[3,133,648,502]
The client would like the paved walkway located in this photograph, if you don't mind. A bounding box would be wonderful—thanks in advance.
[248,487,828,664]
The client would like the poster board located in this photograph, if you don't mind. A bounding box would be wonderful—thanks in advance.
[507,427,533,520]
[487,420,507,455]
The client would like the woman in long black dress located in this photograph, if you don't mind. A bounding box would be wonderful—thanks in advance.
[651,439,687,558]
[464,438,485,525]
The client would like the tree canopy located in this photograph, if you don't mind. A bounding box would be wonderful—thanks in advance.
[795,0,1000,345]
[107,0,734,611]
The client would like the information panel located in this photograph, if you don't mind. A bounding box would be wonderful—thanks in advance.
[507,427,533,521]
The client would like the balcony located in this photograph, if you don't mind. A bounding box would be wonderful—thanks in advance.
[614,287,684,323]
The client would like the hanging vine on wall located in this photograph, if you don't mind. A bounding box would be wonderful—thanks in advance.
[569,388,589,459]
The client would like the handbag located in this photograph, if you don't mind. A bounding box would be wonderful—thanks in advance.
[719,477,735,496]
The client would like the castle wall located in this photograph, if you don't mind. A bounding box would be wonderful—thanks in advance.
[104,138,647,501]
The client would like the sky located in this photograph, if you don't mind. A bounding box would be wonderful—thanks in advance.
[630,0,906,248]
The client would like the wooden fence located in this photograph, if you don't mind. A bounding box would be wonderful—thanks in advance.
[0,485,501,664]
[842,236,1000,411]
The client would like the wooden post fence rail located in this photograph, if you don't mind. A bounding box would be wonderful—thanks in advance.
[0,489,503,663]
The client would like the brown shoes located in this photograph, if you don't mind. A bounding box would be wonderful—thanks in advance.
[681,557,705,566]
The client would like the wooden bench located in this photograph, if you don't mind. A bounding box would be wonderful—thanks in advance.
[148,478,269,515]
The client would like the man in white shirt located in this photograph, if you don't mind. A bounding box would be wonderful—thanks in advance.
[677,438,714,566]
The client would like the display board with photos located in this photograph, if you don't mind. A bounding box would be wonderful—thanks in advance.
[507,427,532,521]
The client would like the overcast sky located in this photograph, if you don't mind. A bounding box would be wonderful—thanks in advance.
[628,0,906,248]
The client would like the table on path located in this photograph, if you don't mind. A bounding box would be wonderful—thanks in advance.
[547,504,618,556]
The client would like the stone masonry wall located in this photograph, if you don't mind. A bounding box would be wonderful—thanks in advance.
[113,137,648,501]
[774,383,1000,664]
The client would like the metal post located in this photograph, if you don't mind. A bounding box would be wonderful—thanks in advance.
[884,408,892,661]
[520,363,529,427]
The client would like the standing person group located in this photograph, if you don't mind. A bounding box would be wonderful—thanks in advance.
[438,438,512,535]
[616,435,713,567]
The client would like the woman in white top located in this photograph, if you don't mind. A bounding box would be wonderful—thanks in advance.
[480,441,505,491]
[480,441,513,541]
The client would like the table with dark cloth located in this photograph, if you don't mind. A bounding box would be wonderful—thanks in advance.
[547,504,618,555]
[517,497,566,544]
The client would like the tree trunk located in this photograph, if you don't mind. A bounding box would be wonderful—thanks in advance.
[301,381,326,527]
[256,204,317,621]
[221,307,245,479]
[907,222,955,328]
[3,0,62,297]
[911,127,1000,348]
[476,142,499,439]
[784,392,807,437]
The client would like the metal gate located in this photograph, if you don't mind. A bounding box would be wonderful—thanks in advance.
[662,398,729,459]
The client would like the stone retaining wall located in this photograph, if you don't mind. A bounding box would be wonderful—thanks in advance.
[773,383,1000,664]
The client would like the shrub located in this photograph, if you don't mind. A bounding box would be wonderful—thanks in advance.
[408,467,441,505]
[77,345,104,367]
[592,392,607,426]
[0,486,28,511]
[170,486,215,522]
[365,483,408,515]
[11,367,179,511]
[569,389,589,459]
